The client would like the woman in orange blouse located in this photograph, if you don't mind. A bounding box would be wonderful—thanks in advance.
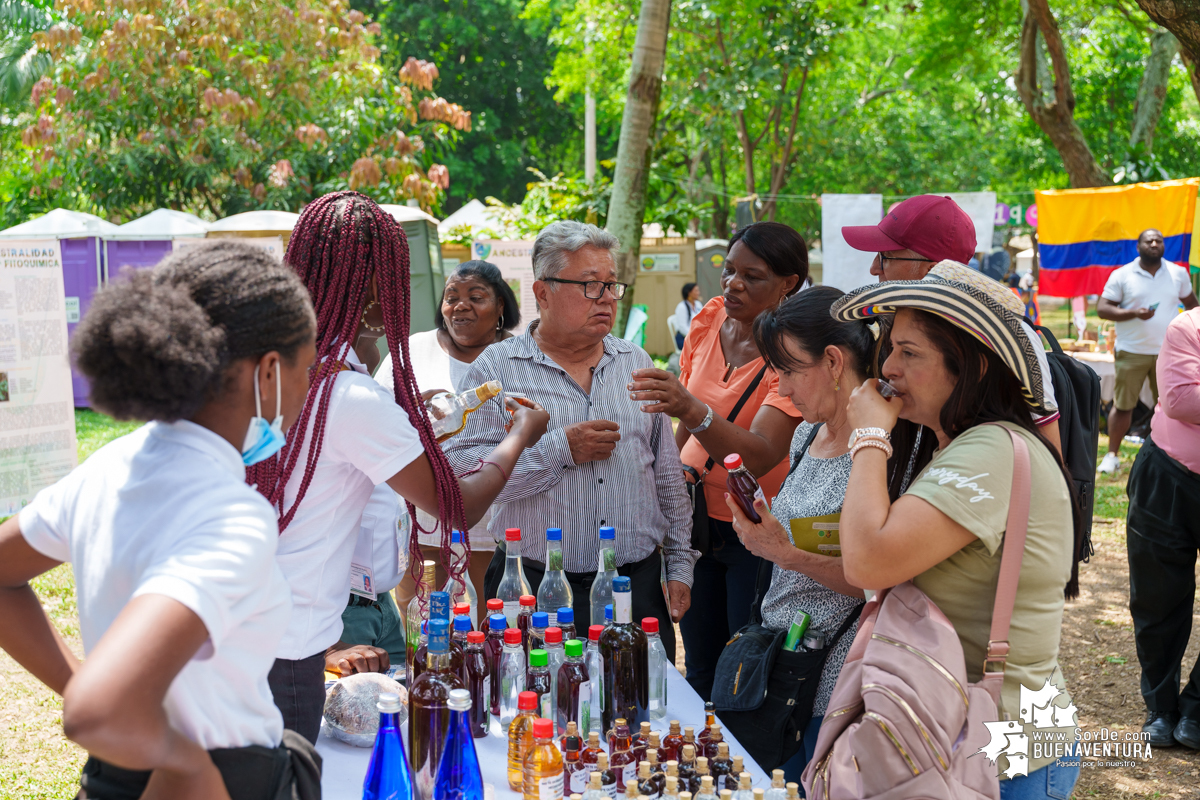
[628,221,809,699]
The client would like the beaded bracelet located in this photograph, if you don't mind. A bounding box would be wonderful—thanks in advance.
[850,438,893,459]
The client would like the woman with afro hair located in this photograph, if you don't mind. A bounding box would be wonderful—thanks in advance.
[247,191,549,742]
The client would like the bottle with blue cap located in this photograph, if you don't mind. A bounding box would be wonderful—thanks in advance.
[528,610,550,653]
[590,525,619,626]
[441,529,478,626]
[362,690,414,800]
[409,617,465,800]
[412,592,463,689]
[538,527,574,626]
[432,688,484,799]
[556,606,577,642]
[598,575,649,731]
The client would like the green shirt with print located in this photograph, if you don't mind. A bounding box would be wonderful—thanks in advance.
[906,422,1075,774]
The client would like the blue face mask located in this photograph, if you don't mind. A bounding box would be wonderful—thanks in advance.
[241,364,287,466]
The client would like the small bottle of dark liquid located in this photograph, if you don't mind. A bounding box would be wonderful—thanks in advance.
[581,730,606,768]
[697,703,717,747]
[595,752,619,798]
[609,718,638,792]
[558,638,592,735]
[723,454,765,523]
[677,744,698,794]
[632,720,651,763]
[722,756,744,792]
[563,729,590,796]
[708,740,733,783]
[485,613,507,716]
[462,630,490,738]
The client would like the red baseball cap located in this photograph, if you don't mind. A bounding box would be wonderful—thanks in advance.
[842,195,976,264]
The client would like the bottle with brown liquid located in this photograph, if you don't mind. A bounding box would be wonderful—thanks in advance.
[703,724,725,761]
[427,380,502,441]
[723,453,766,522]
[694,758,710,796]
[595,752,619,798]
[408,618,465,800]
[564,728,590,796]
[637,761,661,799]
[632,721,652,763]
[677,744,698,794]
[581,730,606,768]
[722,756,744,791]
[662,720,684,762]
[709,741,733,783]
[507,691,540,790]
[462,630,490,738]
[598,577,648,732]
[697,704,716,747]
[609,718,638,792]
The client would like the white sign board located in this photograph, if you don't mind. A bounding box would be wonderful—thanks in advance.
[640,252,681,272]
[820,194,883,292]
[0,240,79,515]
[945,191,998,254]
[472,240,538,334]
[175,236,285,260]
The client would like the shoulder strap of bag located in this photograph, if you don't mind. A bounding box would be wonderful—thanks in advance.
[703,364,770,472]
[748,422,824,625]
[982,424,1032,682]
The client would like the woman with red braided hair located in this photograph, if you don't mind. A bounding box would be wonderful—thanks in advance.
[249,192,548,742]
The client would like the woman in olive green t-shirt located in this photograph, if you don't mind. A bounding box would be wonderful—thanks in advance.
[830,275,1086,798]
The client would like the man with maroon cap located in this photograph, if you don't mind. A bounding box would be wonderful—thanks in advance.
[842,194,1061,450]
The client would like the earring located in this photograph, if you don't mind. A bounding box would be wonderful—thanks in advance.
[360,300,384,333]
[496,316,503,331]
[835,382,840,392]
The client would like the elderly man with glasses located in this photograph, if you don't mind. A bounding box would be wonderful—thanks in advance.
[444,220,697,660]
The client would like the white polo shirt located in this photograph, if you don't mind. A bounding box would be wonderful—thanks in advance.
[274,347,425,659]
[1101,260,1193,355]
[19,421,289,750]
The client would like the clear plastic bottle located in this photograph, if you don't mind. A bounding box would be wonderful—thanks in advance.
[694,776,717,800]
[585,625,606,734]
[485,613,508,716]
[599,577,648,732]
[362,691,414,800]
[529,611,550,653]
[557,606,577,643]
[583,771,610,800]
[662,721,684,763]
[406,559,438,679]
[523,717,565,800]
[500,628,527,729]
[442,530,478,625]
[497,528,532,625]
[722,453,765,523]
[432,688,484,799]
[589,526,618,625]
[462,631,490,739]
[558,638,591,735]
[642,618,668,724]
[763,770,787,800]
[539,527,574,625]
[427,380,503,441]
[409,618,465,800]
[507,690,539,791]
[527,648,554,722]
[722,758,744,792]
[731,774,754,800]
[544,627,566,734]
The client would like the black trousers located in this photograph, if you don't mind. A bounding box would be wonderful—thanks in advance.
[1127,436,1200,719]
[483,545,677,663]
[267,651,327,745]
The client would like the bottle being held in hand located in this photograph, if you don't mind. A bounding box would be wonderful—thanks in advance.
[497,528,532,625]
[723,454,766,523]
[427,380,502,441]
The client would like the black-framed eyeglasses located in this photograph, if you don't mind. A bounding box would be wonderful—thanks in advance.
[879,253,936,269]
[544,277,629,299]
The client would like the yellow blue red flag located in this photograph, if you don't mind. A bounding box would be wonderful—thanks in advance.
[1035,178,1198,297]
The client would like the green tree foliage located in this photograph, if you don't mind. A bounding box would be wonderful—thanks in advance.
[0,0,55,108]
[5,0,469,224]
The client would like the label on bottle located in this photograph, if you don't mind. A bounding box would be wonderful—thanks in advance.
[540,692,554,723]
[622,761,638,786]
[537,772,564,800]
[504,600,520,627]
[753,486,768,510]
[577,682,591,734]
[613,588,633,624]
[604,780,619,799]
[570,766,590,793]
[546,611,557,627]
[482,675,491,707]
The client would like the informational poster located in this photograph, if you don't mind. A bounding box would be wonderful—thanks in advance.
[820,193,883,292]
[174,236,285,260]
[640,252,681,272]
[945,191,998,254]
[0,239,79,515]
[472,240,538,334]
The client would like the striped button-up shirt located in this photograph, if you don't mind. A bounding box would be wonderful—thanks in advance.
[444,326,698,586]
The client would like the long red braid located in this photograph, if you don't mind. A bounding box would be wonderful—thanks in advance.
[247,191,468,593]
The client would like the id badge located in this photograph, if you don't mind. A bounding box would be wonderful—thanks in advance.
[789,512,842,556]
[349,514,377,601]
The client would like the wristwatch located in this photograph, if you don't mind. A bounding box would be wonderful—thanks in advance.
[686,404,715,434]
[847,427,891,448]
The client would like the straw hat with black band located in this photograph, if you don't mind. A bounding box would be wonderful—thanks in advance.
[830,260,1049,414]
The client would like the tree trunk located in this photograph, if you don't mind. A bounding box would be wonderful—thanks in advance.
[1015,0,1110,188]
[606,0,672,334]
[1130,28,1179,154]
[1181,51,1200,105]
[1136,0,1200,71]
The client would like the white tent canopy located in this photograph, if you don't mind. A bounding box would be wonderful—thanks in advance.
[0,208,120,239]
[112,209,208,240]
[207,209,300,233]
[437,198,496,237]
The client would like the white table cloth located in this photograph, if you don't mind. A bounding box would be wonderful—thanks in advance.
[317,664,769,798]
[1065,350,1154,407]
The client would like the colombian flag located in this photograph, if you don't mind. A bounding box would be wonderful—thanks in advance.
[1035,178,1199,297]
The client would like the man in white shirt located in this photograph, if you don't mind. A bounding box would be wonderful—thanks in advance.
[1096,229,1198,474]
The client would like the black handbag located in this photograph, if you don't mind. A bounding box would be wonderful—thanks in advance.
[710,423,864,770]
[683,365,769,555]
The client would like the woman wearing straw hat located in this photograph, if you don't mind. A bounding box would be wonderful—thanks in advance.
[829,261,1085,798]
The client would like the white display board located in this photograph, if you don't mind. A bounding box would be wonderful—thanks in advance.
[472,240,538,334]
[820,193,883,292]
[945,191,998,254]
[175,236,285,260]
[0,240,79,515]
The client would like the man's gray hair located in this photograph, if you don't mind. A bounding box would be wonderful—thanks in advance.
[531,220,619,282]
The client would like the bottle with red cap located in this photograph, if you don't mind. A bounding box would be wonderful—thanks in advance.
[507,690,540,790]
[722,453,765,523]
[480,598,505,637]
[643,617,668,723]
[523,717,565,800]
[517,594,537,652]
[453,602,473,627]
[497,527,532,626]
[586,624,606,734]
[462,630,490,738]
[500,628,527,728]
[485,613,508,717]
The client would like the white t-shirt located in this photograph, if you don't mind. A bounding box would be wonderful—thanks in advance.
[1101,260,1193,355]
[671,299,704,337]
[275,347,425,659]
[1021,320,1059,423]
[19,421,289,750]
[376,329,496,550]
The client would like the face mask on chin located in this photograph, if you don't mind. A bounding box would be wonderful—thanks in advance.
[241,363,287,466]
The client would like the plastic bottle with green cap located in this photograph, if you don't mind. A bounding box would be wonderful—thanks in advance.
[527,647,554,721]
[558,638,592,738]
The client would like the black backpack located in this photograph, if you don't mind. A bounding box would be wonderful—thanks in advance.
[1032,323,1100,561]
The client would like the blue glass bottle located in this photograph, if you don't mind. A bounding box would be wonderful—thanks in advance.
[432,688,484,800]
[362,691,414,800]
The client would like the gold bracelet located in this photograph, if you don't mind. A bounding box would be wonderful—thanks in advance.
[850,438,893,459]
